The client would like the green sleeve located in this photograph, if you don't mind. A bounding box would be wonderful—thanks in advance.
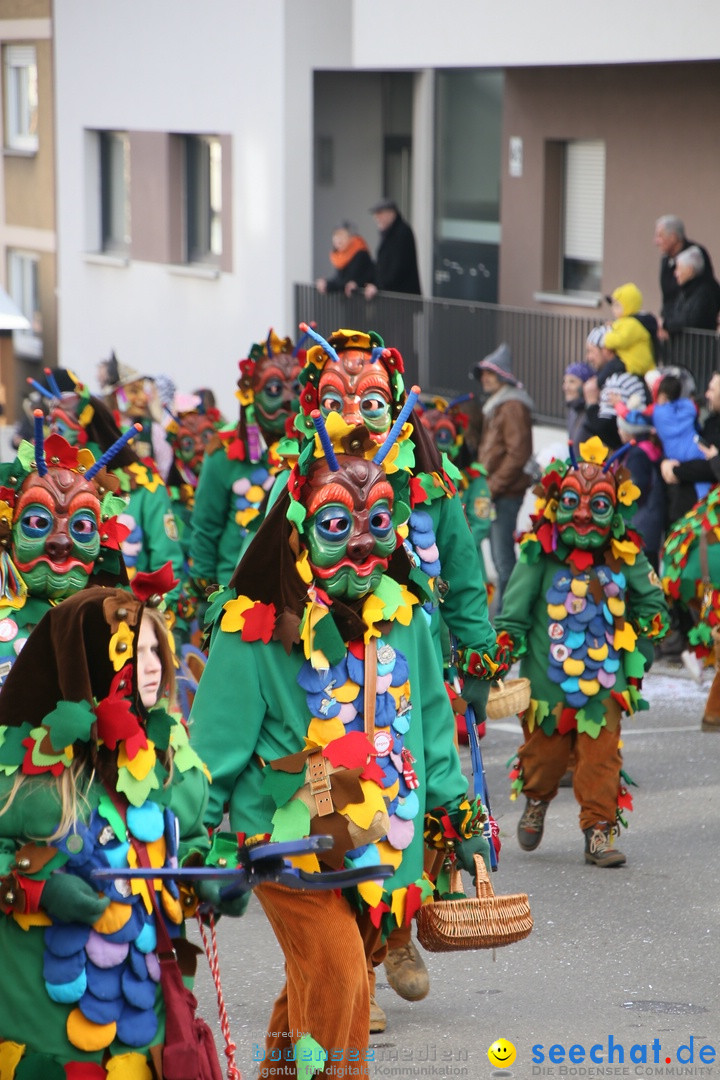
[171,767,211,862]
[625,552,670,629]
[188,628,267,828]
[415,616,469,814]
[266,469,289,512]
[494,556,547,653]
[431,492,496,656]
[189,450,233,583]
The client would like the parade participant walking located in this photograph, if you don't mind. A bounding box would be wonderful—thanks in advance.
[496,436,669,866]
[189,329,303,592]
[276,326,504,1024]
[189,411,489,1077]
[0,575,241,1078]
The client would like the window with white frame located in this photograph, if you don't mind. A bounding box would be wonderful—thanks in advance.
[3,45,38,152]
[8,250,42,359]
[184,135,222,263]
[100,130,130,252]
[562,140,606,294]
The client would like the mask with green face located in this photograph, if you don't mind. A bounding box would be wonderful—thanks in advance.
[12,468,102,599]
[303,456,397,601]
[555,463,617,550]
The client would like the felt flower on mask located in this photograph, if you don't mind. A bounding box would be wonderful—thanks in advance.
[109,620,134,671]
[578,436,608,465]
[617,478,641,506]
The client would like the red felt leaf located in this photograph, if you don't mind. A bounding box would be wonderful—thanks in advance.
[323,731,374,770]
[557,707,577,735]
[226,437,246,462]
[369,900,391,929]
[241,601,277,643]
[617,786,634,812]
[100,516,131,551]
[43,433,80,470]
[130,561,179,602]
[347,640,365,660]
[404,882,423,925]
[568,548,594,572]
[360,758,386,785]
[109,663,133,699]
[123,724,149,760]
[536,522,555,554]
[409,477,428,505]
[95,695,143,751]
[21,738,65,776]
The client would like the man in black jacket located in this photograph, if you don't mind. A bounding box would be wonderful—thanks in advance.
[654,215,717,339]
[364,198,421,298]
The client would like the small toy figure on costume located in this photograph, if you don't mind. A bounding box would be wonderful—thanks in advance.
[188,329,303,593]
[189,411,490,1077]
[0,570,245,1079]
[495,436,669,867]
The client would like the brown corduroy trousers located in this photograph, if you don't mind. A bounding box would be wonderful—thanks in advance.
[518,715,622,831]
[255,882,383,1079]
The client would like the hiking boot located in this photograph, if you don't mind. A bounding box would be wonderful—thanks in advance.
[584,822,626,867]
[369,995,387,1033]
[517,798,549,851]
[383,939,429,1001]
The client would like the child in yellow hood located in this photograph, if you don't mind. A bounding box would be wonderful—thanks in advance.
[604,283,657,377]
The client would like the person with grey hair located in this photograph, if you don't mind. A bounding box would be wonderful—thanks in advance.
[661,243,720,334]
[654,215,717,337]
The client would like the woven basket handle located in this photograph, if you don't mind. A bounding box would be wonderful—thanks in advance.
[448,853,495,898]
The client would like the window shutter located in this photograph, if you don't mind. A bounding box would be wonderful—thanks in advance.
[564,141,605,262]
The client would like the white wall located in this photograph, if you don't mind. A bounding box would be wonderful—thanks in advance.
[54,0,348,416]
[350,0,720,68]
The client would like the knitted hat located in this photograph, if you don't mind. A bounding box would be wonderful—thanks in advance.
[617,413,653,438]
[564,362,594,382]
[586,326,607,348]
[471,343,519,386]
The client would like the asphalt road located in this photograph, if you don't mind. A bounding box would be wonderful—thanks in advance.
[189,659,720,1080]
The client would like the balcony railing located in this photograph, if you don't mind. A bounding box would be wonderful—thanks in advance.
[294,283,720,425]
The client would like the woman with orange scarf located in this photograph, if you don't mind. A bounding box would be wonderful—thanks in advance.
[316,223,376,298]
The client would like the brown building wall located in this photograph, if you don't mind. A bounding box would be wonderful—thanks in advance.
[500,61,720,319]
[3,37,55,232]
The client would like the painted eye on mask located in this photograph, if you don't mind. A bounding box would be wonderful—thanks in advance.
[560,490,580,511]
[19,506,53,539]
[314,505,352,543]
[179,435,195,456]
[369,503,393,539]
[360,391,391,422]
[319,390,344,414]
[201,428,214,444]
[70,511,99,543]
[262,377,283,401]
[590,494,613,516]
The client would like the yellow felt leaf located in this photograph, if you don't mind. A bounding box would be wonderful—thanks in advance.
[579,436,609,464]
[106,1052,153,1079]
[14,911,51,930]
[131,877,154,914]
[617,479,641,506]
[288,853,321,874]
[525,699,537,733]
[613,620,637,652]
[610,537,639,565]
[109,620,134,672]
[343,779,388,829]
[118,740,156,780]
[295,550,313,584]
[236,507,260,527]
[356,878,384,909]
[221,594,254,633]
[0,1043,25,1073]
[391,886,407,927]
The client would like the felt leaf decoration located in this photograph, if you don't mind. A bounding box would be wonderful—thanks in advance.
[306,717,344,747]
[129,562,179,602]
[295,1034,327,1080]
[310,608,347,667]
[95,696,142,751]
[323,731,374,770]
[98,792,127,841]
[170,720,209,778]
[241,601,276,643]
[327,768,364,810]
[109,621,134,672]
[115,763,160,807]
[613,620,638,652]
[369,899,392,929]
[42,700,95,751]
[271,799,311,842]
[220,594,254,633]
[0,722,33,772]
[390,885,407,927]
[262,765,308,807]
[404,881,424,925]
[144,707,173,752]
[357,878,384,909]
[578,436,608,464]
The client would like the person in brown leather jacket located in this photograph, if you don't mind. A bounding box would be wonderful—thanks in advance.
[471,343,534,611]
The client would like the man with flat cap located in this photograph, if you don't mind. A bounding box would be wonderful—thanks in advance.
[363,197,421,298]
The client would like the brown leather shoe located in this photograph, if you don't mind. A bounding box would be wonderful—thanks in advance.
[369,995,387,1033]
[383,939,430,1001]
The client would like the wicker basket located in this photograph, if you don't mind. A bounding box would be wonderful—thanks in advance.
[416,855,533,951]
[486,677,531,720]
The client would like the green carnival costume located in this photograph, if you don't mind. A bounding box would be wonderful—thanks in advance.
[188,330,303,591]
[495,436,669,863]
[0,584,212,1078]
